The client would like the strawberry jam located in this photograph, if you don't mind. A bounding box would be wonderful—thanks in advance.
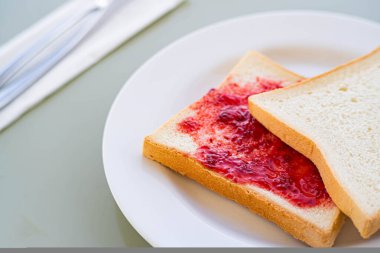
[177,77,332,208]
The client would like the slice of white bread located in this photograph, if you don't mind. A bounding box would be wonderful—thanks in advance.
[249,47,380,238]
[143,52,344,247]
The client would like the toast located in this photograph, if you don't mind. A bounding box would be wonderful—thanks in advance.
[143,52,344,247]
[248,47,380,238]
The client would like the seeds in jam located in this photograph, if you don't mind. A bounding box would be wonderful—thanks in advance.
[177,77,332,208]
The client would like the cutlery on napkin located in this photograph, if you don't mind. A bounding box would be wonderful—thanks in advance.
[0,0,183,132]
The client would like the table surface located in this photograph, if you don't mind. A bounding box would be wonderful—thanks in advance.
[0,0,379,247]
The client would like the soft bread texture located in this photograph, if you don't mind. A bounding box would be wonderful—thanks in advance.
[143,52,344,247]
[249,47,380,238]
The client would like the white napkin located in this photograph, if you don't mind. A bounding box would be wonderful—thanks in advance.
[0,0,183,131]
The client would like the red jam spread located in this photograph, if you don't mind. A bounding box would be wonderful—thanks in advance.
[177,77,332,208]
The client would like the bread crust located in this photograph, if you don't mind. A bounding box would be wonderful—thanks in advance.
[249,47,380,94]
[248,47,380,238]
[230,51,305,81]
[143,136,344,247]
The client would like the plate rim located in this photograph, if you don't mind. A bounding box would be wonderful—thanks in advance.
[102,10,380,247]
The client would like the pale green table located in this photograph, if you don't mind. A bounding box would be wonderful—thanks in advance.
[0,0,379,247]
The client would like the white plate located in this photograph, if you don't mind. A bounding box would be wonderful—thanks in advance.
[103,11,380,247]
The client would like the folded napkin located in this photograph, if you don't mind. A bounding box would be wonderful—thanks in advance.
[0,0,183,132]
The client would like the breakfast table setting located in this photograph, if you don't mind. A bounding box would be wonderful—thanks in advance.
[1,0,380,248]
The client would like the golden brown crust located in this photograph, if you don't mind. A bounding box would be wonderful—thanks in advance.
[248,46,380,238]
[243,51,305,80]
[143,136,344,247]
[221,51,305,89]
[252,47,380,95]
